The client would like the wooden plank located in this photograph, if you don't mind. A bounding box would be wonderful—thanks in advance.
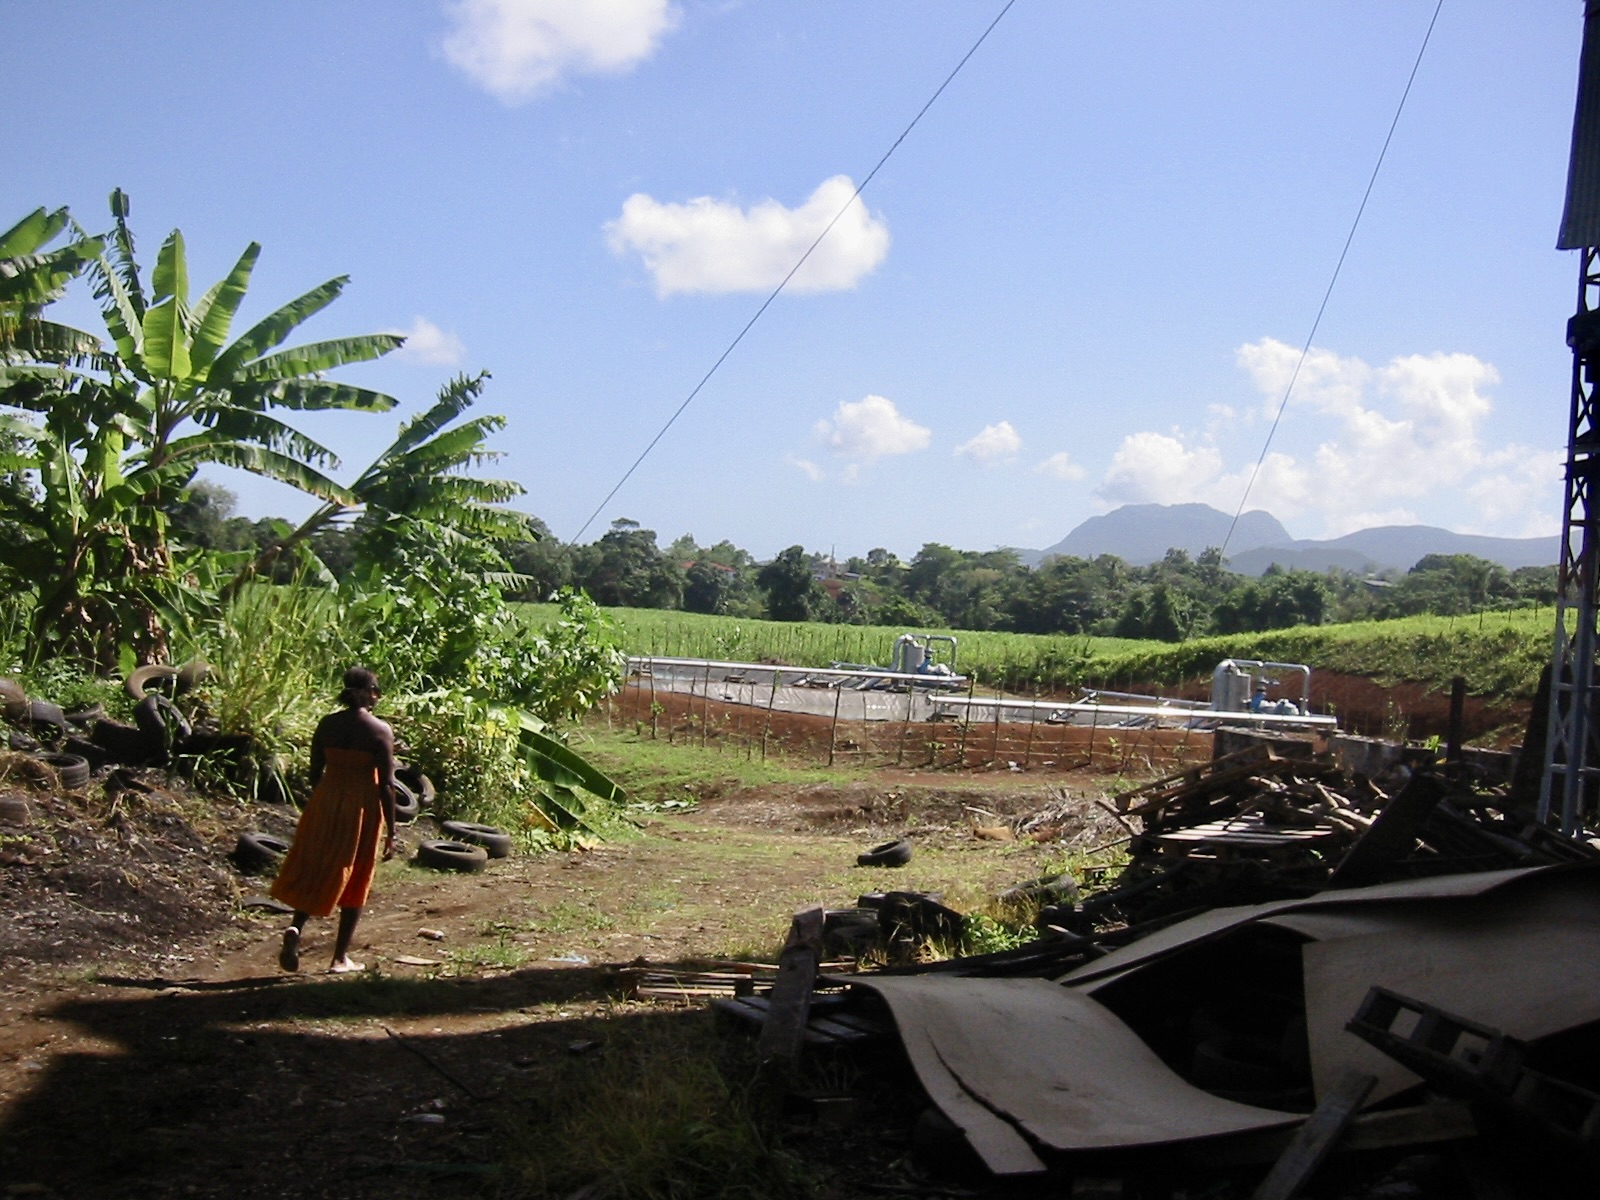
[757,904,825,1066]
[1250,1071,1376,1200]
[1329,775,1443,887]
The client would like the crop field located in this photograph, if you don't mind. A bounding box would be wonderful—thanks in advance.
[516,603,1559,699]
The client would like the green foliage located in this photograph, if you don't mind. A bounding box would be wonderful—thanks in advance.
[755,545,822,622]
[1,192,401,665]
[515,589,627,726]
[182,573,342,799]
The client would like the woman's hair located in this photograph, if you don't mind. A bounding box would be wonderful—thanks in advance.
[338,666,380,709]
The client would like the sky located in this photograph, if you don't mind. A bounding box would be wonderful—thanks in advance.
[1,1,1587,559]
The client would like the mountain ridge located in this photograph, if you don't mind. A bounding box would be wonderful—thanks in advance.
[1021,503,1558,575]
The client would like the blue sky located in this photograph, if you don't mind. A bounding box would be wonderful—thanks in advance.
[2,1,1584,558]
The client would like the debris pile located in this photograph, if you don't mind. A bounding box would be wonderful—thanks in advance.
[715,738,1600,1199]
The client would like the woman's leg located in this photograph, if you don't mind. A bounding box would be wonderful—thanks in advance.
[330,906,363,971]
[279,911,310,972]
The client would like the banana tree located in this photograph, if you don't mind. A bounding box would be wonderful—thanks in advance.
[223,371,536,599]
[0,191,406,664]
[0,207,102,364]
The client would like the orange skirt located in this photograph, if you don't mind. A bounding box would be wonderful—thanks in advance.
[270,748,383,917]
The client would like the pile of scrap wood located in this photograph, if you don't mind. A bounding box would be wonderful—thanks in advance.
[712,740,1600,1199]
[1042,742,1600,936]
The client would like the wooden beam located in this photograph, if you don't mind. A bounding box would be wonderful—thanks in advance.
[1250,1070,1376,1200]
[756,905,825,1066]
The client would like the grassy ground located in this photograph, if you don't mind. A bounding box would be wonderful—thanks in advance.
[521,601,1557,699]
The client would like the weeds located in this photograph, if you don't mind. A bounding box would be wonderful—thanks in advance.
[496,1011,814,1200]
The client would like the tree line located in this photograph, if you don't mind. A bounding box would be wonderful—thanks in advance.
[181,504,1555,643]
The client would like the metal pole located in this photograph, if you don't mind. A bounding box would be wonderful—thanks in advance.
[989,685,1002,767]
[897,684,912,767]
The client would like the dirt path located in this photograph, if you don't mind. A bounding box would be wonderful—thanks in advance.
[0,778,1117,1198]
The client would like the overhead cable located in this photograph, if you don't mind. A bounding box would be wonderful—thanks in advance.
[572,0,1019,542]
[1221,0,1446,558]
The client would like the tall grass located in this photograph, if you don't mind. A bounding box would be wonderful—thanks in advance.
[518,602,1557,698]
[182,577,345,797]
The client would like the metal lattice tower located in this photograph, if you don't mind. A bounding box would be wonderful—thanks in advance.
[1540,0,1600,834]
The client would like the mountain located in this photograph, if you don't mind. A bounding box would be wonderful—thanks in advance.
[1226,525,1560,576]
[1029,504,1560,574]
[1037,503,1291,565]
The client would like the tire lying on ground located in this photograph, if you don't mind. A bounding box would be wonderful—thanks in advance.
[36,752,91,790]
[125,664,180,700]
[856,837,913,868]
[232,831,292,874]
[391,779,420,824]
[0,796,31,825]
[440,820,513,859]
[416,839,489,873]
[64,702,106,727]
[395,764,436,808]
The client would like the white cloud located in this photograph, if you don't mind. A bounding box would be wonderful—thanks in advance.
[813,395,930,463]
[1099,431,1224,507]
[786,455,824,483]
[442,0,679,103]
[605,175,890,297]
[389,316,467,366]
[1091,338,1559,538]
[955,421,1021,466]
[1035,451,1087,482]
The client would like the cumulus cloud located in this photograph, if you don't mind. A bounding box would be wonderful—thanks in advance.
[955,421,1022,466]
[389,316,467,366]
[1035,451,1087,482]
[605,175,890,296]
[442,0,679,103]
[814,395,930,464]
[1092,338,1558,538]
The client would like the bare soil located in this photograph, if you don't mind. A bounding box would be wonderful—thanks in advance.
[0,758,1123,1199]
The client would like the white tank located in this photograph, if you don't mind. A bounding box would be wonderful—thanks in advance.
[893,635,926,674]
[1211,660,1252,712]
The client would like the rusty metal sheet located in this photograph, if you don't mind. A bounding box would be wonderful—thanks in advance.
[1060,866,1555,991]
[857,976,1302,1164]
[1300,874,1600,1105]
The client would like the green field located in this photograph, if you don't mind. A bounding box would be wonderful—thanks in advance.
[518,602,1558,699]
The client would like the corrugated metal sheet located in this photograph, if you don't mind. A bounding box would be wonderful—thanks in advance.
[1558,0,1600,249]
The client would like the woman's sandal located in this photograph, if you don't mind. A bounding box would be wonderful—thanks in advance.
[278,928,300,973]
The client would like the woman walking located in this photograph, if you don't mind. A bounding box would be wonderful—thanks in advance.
[271,667,397,973]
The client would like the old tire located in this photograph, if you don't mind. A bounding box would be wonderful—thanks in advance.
[440,820,512,859]
[64,702,106,727]
[232,831,292,874]
[857,838,913,868]
[416,839,489,873]
[0,796,30,825]
[0,676,26,721]
[395,764,436,808]
[125,665,179,700]
[175,659,209,694]
[392,779,420,824]
[36,752,91,790]
[27,699,69,744]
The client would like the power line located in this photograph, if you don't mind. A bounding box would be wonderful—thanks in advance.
[572,0,1019,543]
[1220,0,1446,558]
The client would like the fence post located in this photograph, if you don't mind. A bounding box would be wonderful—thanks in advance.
[827,682,844,768]
[989,686,1002,766]
[1024,683,1038,769]
[701,661,712,750]
[897,684,913,767]
[761,666,779,761]
[955,677,975,768]
[648,660,659,741]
